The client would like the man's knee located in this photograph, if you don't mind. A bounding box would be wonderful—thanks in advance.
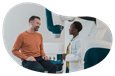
[51,64,57,70]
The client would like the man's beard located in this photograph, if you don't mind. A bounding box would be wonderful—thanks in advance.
[34,26,39,31]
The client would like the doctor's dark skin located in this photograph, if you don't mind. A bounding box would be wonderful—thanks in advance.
[62,23,79,60]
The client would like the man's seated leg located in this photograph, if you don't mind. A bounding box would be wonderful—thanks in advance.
[22,60,44,72]
[39,60,57,73]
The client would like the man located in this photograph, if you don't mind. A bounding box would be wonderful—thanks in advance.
[62,21,85,73]
[12,16,56,73]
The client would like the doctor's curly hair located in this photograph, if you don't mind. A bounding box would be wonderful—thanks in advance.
[72,21,83,32]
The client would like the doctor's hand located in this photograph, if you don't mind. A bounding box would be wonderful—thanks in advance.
[42,55,49,60]
[62,54,67,60]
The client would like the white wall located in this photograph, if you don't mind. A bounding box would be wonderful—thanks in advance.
[103,21,115,42]
[0,6,11,43]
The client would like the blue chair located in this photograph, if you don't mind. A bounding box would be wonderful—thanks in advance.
[84,48,115,73]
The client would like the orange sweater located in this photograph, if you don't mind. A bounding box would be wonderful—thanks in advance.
[12,31,46,60]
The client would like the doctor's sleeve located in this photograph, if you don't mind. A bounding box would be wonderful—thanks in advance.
[65,42,82,62]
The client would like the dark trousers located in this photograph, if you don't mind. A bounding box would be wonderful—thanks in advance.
[22,56,56,73]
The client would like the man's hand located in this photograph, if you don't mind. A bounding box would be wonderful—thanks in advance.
[62,54,67,60]
[26,56,36,61]
[42,55,49,60]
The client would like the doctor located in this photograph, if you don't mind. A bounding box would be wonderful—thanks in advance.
[62,21,85,73]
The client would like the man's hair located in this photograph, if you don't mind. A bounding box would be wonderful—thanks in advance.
[29,16,40,22]
[72,21,83,32]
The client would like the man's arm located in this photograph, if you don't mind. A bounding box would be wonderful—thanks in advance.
[12,34,28,60]
[40,35,49,60]
[40,35,46,56]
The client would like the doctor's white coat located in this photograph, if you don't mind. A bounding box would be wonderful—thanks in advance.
[65,35,86,72]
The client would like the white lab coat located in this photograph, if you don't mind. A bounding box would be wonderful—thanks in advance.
[65,35,86,72]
